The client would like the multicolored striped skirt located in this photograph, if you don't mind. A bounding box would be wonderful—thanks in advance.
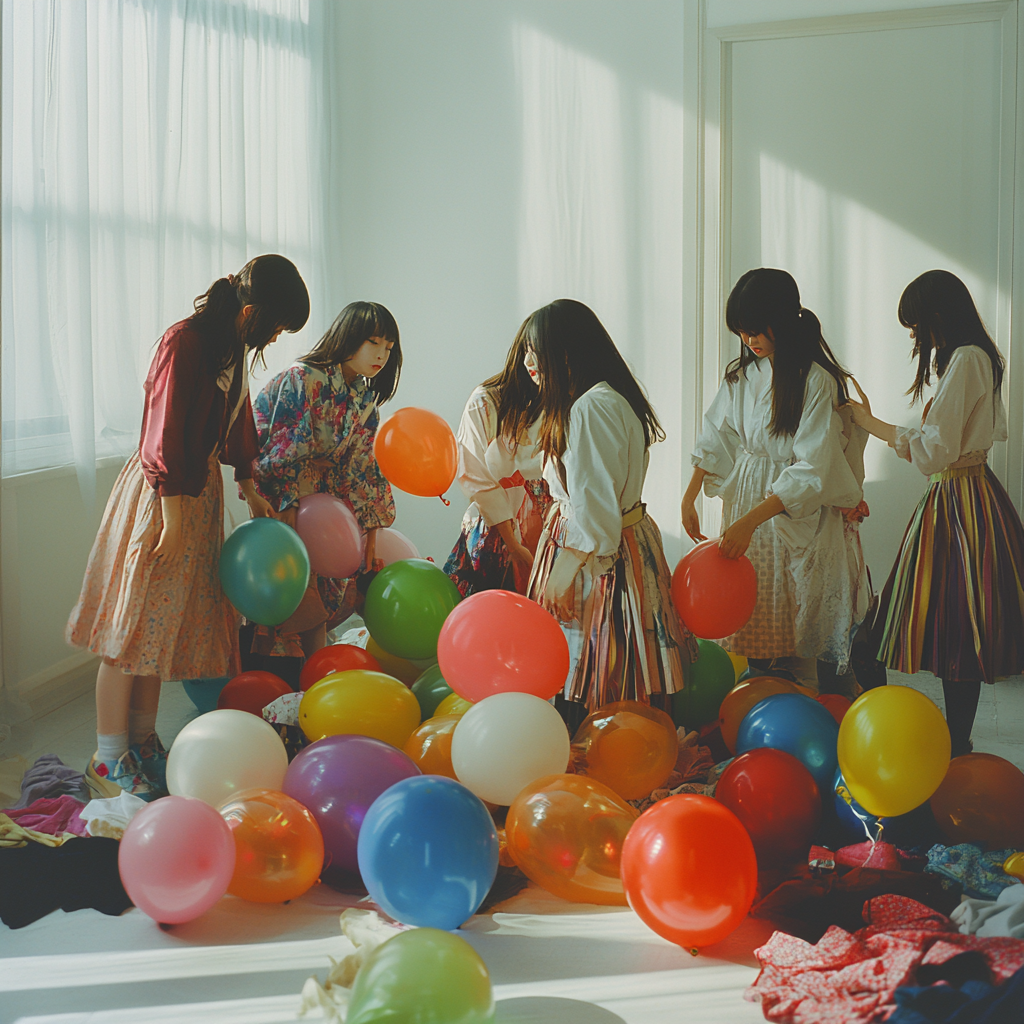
[528,503,697,710]
[871,460,1024,683]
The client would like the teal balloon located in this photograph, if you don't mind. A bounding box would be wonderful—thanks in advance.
[363,558,461,661]
[671,638,736,729]
[219,518,310,626]
[411,663,452,721]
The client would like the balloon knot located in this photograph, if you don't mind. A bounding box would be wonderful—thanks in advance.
[689,947,700,957]
[438,494,451,507]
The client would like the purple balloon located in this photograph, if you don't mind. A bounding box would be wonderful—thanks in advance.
[283,734,421,873]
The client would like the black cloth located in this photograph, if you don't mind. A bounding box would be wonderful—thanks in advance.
[0,838,132,929]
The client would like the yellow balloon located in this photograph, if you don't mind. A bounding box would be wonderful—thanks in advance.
[1003,852,1024,880]
[366,638,421,686]
[433,692,473,719]
[727,652,747,682]
[837,686,950,817]
[299,670,420,748]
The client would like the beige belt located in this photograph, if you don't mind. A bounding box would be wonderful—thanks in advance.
[621,502,646,529]
[949,450,988,469]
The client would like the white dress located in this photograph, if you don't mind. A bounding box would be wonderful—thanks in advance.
[692,359,869,666]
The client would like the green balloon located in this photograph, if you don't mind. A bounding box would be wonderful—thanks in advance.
[411,663,453,721]
[346,928,494,1024]
[219,518,310,626]
[671,638,735,729]
[363,558,461,661]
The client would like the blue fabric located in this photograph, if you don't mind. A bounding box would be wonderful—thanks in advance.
[889,965,1024,1023]
[926,844,1020,900]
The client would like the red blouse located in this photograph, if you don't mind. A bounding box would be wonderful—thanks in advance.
[139,320,259,497]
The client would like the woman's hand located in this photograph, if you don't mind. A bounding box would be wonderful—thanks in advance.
[546,578,576,623]
[541,549,586,622]
[495,520,536,575]
[154,495,183,562]
[681,497,706,543]
[851,378,872,415]
[276,505,299,529]
[240,479,275,519]
[719,515,757,559]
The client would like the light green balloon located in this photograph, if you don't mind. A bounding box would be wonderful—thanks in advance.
[346,927,494,1024]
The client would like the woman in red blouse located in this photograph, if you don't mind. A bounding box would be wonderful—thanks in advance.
[67,255,309,799]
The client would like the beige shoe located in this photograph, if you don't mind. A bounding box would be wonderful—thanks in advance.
[85,750,157,801]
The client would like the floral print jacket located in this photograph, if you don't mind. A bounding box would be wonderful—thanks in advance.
[252,363,395,530]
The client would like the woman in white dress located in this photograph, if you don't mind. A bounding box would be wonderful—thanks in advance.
[681,268,870,684]
[444,332,551,596]
[523,299,697,720]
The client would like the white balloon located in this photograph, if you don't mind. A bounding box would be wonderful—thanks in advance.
[451,693,570,805]
[166,709,288,807]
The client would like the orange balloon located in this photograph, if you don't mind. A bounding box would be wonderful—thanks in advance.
[671,540,757,640]
[365,638,421,686]
[219,788,324,903]
[374,407,458,498]
[571,701,678,801]
[620,794,757,950]
[930,753,1024,849]
[719,677,800,754]
[506,773,637,905]
[403,714,460,778]
[434,692,473,719]
[495,827,517,868]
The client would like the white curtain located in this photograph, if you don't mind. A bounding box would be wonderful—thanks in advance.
[1,0,334,506]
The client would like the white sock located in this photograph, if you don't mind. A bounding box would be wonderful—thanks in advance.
[97,731,129,765]
[128,710,158,744]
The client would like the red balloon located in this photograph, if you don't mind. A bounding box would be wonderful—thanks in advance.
[436,590,570,702]
[374,407,458,498]
[620,794,757,950]
[217,671,293,717]
[300,644,382,692]
[671,540,757,640]
[816,693,852,725]
[715,748,821,865]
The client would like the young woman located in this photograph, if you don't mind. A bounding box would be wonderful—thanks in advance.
[249,302,400,662]
[444,331,551,596]
[67,255,310,798]
[846,270,1024,756]
[681,268,869,686]
[522,299,696,721]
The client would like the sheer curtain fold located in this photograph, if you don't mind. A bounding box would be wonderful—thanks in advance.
[1,0,333,503]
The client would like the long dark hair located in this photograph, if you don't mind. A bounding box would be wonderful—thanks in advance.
[523,299,664,460]
[898,270,1004,403]
[725,268,850,437]
[488,321,543,448]
[300,301,402,402]
[191,254,309,372]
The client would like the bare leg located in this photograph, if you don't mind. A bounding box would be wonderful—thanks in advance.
[129,675,161,713]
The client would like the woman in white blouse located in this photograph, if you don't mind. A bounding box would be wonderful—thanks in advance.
[522,299,697,719]
[847,270,1024,757]
[682,269,870,684]
[444,332,552,595]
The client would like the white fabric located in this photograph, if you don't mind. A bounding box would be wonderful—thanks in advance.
[544,382,649,559]
[0,0,334,503]
[455,385,544,529]
[81,790,148,840]
[893,345,1009,476]
[951,883,1024,938]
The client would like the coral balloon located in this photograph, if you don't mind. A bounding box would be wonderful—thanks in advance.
[437,589,571,702]
[620,794,757,950]
[219,789,324,902]
[299,644,381,692]
[411,663,453,719]
[838,686,950,818]
[217,671,292,716]
[119,796,235,924]
[364,559,462,661]
[451,693,570,806]
[295,493,364,578]
[283,734,420,874]
[929,753,1024,849]
[404,714,461,778]
[716,749,821,865]
[374,527,420,565]
[434,691,472,718]
[671,639,735,729]
[816,693,852,725]
[719,677,800,754]
[571,701,678,801]
[167,709,288,807]
[299,670,421,748]
[506,774,638,905]
[373,407,458,497]
[671,539,757,640]
[366,638,421,686]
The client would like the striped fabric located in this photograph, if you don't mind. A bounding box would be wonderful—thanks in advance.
[872,464,1024,683]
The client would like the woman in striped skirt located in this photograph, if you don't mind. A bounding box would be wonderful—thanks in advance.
[846,270,1024,756]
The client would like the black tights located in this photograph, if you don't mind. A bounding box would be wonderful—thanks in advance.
[942,679,981,758]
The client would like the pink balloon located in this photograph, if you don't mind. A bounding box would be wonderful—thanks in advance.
[295,494,365,578]
[119,796,236,924]
[374,527,420,565]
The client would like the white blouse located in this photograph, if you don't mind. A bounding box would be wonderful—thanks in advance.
[893,345,1008,476]
[544,382,648,558]
[455,385,544,527]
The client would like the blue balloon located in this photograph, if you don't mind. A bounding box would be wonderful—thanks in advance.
[357,775,498,930]
[736,693,840,797]
[833,766,881,842]
[181,677,230,715]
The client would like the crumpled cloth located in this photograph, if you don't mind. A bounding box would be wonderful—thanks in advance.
[746,895,1024,1024]
[629,731,728,812]
[0,812,76,848]
[299,908,404,1021]
[263,691,303,728]
[81,791,148,840]
[836,841,903,872]
[2,795,87,837]
[952,884,1024,939]
[926,844,1022,900]
[889,963,1024,1023]
[13,754,88,808]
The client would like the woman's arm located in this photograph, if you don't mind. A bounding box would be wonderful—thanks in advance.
[681,467,709,542]
[845,379,897,446]
[153,495,183,560]
[719,493,785,559]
